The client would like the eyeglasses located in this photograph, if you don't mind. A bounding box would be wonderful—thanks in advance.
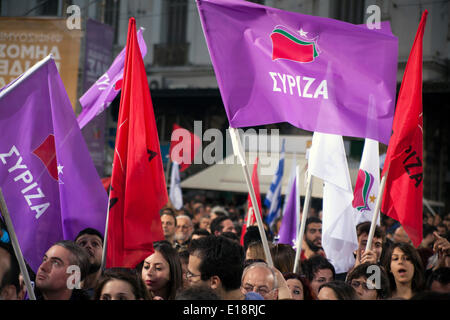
[241,284,274,297]
[186,270,201,280]
[350,280,371,291]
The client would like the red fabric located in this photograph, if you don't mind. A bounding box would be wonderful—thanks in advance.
[271,32,315,63]
[381,11,428,248]
[240,158,263,245]
[169,123,201,172]
[106,18,167,268]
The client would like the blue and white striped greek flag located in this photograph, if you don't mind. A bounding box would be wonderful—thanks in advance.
[264,140,285,226]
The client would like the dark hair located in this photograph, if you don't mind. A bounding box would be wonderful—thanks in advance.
[383,242,425,294]
[192,228,210,238]
[178,249,189,265]
[160,208,177,226]
[94,268,150,300]
[356,221,386,243]
[210,216,231,234]
[305,217,322,230]
[243,226,269,255]
[270,244,295,274]
[54,240,90,282]
[346,263,391,299]
[153,240,183,300]
[283,272,315,300]
[302,255,336,282]
[75,228,104,245]
[0,242,20,294]
[318,280,358,300]
[426,267,450,290]
[243,258,266,269]
[188,235,244,291]
[175,286,221,300]
[423,224,437,238]
[221,232,239,243]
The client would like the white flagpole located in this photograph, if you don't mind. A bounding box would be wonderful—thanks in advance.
[366,171,387,251]
[0,188,36,300]
[0,55,53,100]
[295,164,301,242]
[246,207,254,227]
[229,127,274,267]
[293,172,312,274]
[100,184,112,271]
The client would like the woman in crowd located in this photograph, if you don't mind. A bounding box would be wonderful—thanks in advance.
[138,240,183,300]
[283,272,316,300]
[317,280,359,300]
[94,268,150,300]
[383,242,425,299]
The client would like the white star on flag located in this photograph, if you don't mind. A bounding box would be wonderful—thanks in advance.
[57,164,64,175]
[298,28,308,37]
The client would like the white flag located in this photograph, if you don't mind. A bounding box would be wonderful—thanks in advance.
[309,132,358,274]
[352,138,380,226]
[169,161,183,210]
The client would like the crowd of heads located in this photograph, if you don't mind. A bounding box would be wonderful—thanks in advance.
[0,193,449,301]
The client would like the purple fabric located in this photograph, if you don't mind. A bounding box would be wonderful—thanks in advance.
[278,177,297,246]
[196,0,398,145]
[77,28,147,129]
[0,59,108,272]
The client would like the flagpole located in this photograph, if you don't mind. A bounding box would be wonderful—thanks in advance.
[0,188,36,300]
[365,172,387,251]
[229,127,274,267]
[293,172,312,274]
[165,157,172,186]
[246,207,253,227]
[0,55,53,101]
[295,164,301,241]
[100,184,112,271]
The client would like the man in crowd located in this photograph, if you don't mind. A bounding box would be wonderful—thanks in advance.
[175,215,194,251]
[301,217,324,260]
[353,222,386,269]
[74,228,103,297]
[240,262,278,300]
[302,254,335,297]
[187,235,246,299]
[0,242,22,300]
[210,216,237,236]
[160,208,177,246]
[35,240,90,300]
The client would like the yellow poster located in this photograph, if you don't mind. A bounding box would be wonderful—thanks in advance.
[0,17,81,109]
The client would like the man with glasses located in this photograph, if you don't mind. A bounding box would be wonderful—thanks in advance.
[187,235,257,299]
[345,262,390,300]
[240,262,278,300]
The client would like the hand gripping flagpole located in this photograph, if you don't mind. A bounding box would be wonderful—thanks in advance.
[0,188,36,300]
[229,127,274,268]
[293,172,312,274]
[365,171,387,251]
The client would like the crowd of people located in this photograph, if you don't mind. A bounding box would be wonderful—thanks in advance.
[0,193,449,300]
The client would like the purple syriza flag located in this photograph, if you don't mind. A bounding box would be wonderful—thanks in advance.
[196,0,398,145]
[278,177,297,246]
[0,56,108,272]
[77,27,147,129]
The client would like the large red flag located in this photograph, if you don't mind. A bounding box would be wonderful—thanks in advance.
[381,11,428,247]
[241,157,263,245]
[106,18,167,268]
[169,123,201,172]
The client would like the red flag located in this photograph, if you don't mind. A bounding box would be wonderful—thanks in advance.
[106,18,167,268]
[381,11,427,247]
[240,157,263,245]
[169,123,201,172]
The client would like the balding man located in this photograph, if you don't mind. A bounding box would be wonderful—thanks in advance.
[240,262,288,300]
[175,215,194,251]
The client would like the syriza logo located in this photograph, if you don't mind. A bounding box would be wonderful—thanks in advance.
[352,169,375,212]
[268,25,328,100]
[270,26,320,63]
